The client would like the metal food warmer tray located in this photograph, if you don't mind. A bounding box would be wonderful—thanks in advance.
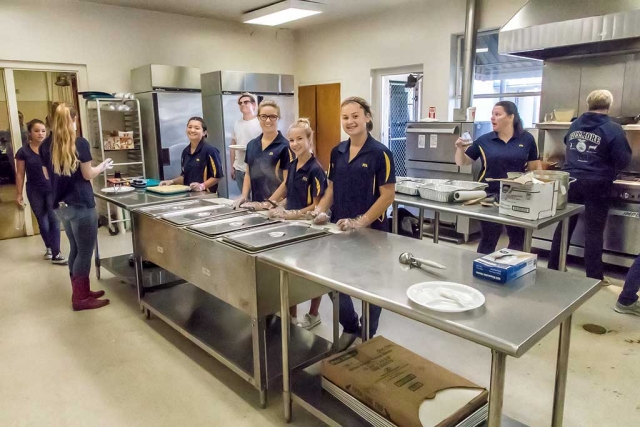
[417,180,488,203]
[136,198,225,216]
[130,208,334,407]
[158,204,243,226]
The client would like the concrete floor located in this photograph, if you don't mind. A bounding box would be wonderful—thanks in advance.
[1,228,639,427]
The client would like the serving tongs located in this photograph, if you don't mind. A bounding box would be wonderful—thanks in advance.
[399,252,447,270]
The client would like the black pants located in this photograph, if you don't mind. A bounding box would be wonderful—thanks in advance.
[548,178,612,279]
[477,222,525,255]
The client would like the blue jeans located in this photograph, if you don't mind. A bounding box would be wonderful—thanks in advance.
[339,293,382,337]
[26,188,61,255]
[235,169,245,194]
[56,206,97,277]
[619,255,640,306]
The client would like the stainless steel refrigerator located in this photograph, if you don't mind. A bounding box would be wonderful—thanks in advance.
[132,64,203,180]
[201,71,295,198]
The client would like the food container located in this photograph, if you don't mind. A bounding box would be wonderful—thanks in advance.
[553,108,575,122]
[395,181,421,195]
[417,181,488,203]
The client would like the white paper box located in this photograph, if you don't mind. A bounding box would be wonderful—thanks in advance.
[497,176,559,220]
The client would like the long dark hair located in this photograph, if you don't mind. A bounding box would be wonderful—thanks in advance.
[187,116,208,139]
[495,101,524,136]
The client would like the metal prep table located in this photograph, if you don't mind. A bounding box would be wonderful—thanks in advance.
[392,193,585,272]
[93,189,218,285]
[130,210,334,407]
[256,230,601,427]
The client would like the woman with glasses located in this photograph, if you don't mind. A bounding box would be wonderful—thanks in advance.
[234,99,293,207]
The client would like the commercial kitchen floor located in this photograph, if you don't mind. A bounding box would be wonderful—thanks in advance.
[1,228,639,427]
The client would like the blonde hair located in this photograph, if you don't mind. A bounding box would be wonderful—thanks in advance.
[51,103,78,176]
[340,96,373,131]
[258,99,281,116]
[587,90,613,111]
[288,118,313,141]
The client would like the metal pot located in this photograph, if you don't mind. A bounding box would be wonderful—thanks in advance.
[611,114,640,125]
[532,170,576,210]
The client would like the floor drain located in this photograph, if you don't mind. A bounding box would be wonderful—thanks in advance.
[583,324,607,335]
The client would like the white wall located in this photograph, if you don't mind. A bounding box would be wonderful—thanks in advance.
[294,0,528,127]
[0,0,296,92]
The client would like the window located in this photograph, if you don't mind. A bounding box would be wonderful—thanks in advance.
[456,31,542,128]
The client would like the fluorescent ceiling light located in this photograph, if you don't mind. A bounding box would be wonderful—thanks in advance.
[476,47,489,53]
[243,0,323,26]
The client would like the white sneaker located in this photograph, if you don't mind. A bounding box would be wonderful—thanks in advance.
[297,313,321,330]
[601,277,612,286]
[44,248,53,260]
[51,253,68,265]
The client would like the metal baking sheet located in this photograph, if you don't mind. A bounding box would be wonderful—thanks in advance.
[137,199,219,216]
[187,213,276,237]
[222,222,328,252]
[160,205,243,225]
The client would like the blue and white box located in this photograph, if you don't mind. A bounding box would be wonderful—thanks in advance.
[473,249,537,284]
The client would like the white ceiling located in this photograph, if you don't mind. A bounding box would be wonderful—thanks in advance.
[79,0,421,29]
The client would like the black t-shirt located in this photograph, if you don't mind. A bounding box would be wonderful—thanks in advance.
[180,140,224,193]
[41,136,96,208]
[285,156,327,210]
[328,134,396,232]
[244,131,293,202]
[15,145,51,192]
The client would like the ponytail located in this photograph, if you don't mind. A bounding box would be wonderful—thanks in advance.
[341,96,374,132]
[495,100,524,136]
[51,103,78,176]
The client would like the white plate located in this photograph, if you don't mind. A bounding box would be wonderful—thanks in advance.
[407,281,485,313]
[229,145,247,150]
[101,186,136,194]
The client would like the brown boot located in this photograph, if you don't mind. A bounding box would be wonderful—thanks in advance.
[71,276,110,311]
[70,275,105,299]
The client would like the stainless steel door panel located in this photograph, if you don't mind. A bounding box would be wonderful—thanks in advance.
[604,205,640,254]
[187,214,274,236]
[221,71,246,93]
[280,74,294,94]
[272,95,295,135]
[137,92,160,179]
[245,73,280,93]
[222,94,245,198]
[156,92,203,180]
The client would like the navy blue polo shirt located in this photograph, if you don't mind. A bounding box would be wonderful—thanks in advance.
[244,131,293,202]
[40,136,95,208]
[328,134,396,232]
[16,145,50,193]
[465,131,538,194]
[285,156,327,210]
[180,140,224,193]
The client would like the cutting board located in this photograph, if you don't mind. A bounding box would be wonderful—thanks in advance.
[146,185,190,195]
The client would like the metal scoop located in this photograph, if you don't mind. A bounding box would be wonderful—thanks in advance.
[399,252,447,270]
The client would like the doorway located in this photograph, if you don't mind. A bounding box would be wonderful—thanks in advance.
[298,83,341,170]
[0,67,82,240]
[380,73,422,177]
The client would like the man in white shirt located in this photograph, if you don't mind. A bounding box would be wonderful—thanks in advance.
[230,92,262,193]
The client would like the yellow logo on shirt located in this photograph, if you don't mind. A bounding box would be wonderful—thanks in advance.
[196,158,200,162]
[302,176,308,181]
[519,144,524,147]
[362,163,368,168]
[269,152,274,156]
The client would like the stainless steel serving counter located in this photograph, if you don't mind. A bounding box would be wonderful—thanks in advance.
[393,193,585,272]
[92,189,217,284]
[130,210,334,407]
[257,230,600,427]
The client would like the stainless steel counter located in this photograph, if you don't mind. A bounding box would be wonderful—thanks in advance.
[94,188,216,210]
[393,194,585,272]
[258,230,600,427]
[130,210,333,407]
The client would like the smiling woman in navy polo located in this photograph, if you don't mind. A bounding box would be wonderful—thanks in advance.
[313,96,396,351]
[233,99,293,207]
[159,117,224,193]
[455,101,541,254]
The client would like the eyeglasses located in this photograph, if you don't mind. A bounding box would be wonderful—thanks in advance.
[258,114,279,122]
[238,100,254,105]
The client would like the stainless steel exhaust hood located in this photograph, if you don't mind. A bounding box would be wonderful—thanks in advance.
[499,0,640,59]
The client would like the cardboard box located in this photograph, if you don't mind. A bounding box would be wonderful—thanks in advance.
[473,248,537,284]
[490,174,559,220]
[321,336,488,427]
